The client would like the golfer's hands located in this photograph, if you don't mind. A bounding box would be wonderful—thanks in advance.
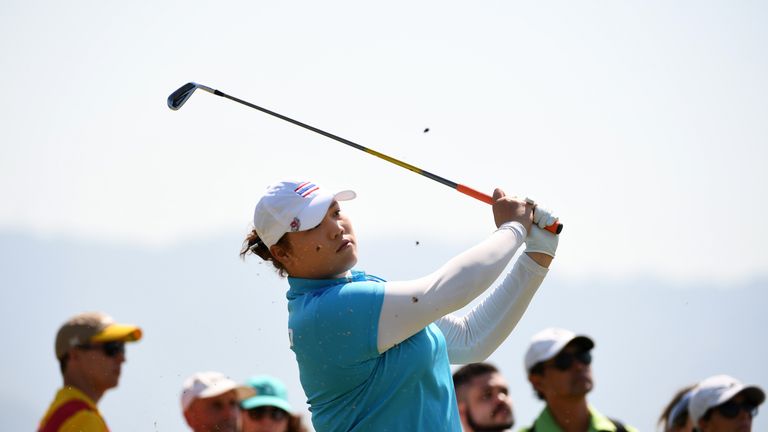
[492,188,533,233]
[525,204,559,267]
[533,206,558,231]
[526,224,559,256]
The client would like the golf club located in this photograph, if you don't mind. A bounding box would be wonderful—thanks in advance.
[167,82,563,234]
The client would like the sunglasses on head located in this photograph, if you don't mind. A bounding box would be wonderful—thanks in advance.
[712,401,758,419]
[246,406,289,421]
[550,349,592,371]
[77,341,125,357]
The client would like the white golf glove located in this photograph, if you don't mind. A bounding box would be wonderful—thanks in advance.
[532,206,558,230]
[526,206,560,257]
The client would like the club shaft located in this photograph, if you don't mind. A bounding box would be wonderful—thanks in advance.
[216,91,461,188]
[193,86,562,234]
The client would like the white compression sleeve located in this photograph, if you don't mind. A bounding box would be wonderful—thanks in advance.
[377,222,526,353]
[435,253,547,364]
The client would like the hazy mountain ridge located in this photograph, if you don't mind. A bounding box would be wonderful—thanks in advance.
[2,231,765,431]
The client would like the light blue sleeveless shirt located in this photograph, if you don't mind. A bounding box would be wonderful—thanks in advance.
[286,270,461,432]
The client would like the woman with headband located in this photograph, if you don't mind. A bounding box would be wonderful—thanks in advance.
[659,385,696,432]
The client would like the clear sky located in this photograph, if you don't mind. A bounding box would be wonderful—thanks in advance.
[1,0,766,430]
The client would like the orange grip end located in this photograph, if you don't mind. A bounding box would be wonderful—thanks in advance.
[456,184,494,204]
[456,183,563,235]
[545,221,563,234]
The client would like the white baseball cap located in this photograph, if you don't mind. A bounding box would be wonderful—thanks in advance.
[253,181,356,248]
[689,374,765,424]
[524,327,595,372]
[181,371,255,412]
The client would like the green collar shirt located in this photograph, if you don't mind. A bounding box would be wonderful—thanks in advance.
[519,405,638,432]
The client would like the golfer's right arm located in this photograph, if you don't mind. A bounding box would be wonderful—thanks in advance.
[376,189,532,353]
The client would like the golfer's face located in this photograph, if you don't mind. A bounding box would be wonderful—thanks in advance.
[284,201,358,279]
[465,372,514,430]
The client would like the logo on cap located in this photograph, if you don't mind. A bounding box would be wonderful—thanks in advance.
[290,217,301,232]
[254,383,277,397]
[294,182,320,197]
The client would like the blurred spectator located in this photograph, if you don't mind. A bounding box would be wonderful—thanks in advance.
[452,362,515,432]
[521,327,637,432]
[181,371,254,432]
[38,311,142,432]
[240,375,308,432]
[689,374,764,432]
[658,385,695,432]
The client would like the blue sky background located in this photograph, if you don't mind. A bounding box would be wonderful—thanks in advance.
[1,1,766,430]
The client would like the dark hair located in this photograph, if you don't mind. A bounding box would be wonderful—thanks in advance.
[287,414,309,432]
[529,362,545,376]
[453,362,500,392]
[527,362,547,400]
[658,384,696,431]
[240,229,291,277]
[58,354,69,375]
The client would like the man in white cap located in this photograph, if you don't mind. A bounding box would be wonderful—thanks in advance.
[689,374,764,432]
[181,371,255,432]
[38,311,143,432]
[520,327,636,432]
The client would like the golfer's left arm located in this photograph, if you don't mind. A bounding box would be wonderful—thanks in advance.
[439,225,559,364]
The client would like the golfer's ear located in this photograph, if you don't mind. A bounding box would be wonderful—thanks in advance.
[270,244,290,263]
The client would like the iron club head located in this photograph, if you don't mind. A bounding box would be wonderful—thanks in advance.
[167,82,217,110]
[167,82,198,110]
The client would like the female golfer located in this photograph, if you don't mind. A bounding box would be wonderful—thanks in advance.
[242,180,559,431]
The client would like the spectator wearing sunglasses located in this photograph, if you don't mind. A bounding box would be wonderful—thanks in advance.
[689,374,764,432]
[181,371,255,432]
[38,311,142,432]
[658,385,696,432]
[520,328,637,432]
[452,362,515,432]
[240,375,308,432]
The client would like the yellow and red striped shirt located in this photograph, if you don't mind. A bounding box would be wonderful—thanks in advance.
[38,386,109,432]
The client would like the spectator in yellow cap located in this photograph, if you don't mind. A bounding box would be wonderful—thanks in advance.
[38,311,142,432]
